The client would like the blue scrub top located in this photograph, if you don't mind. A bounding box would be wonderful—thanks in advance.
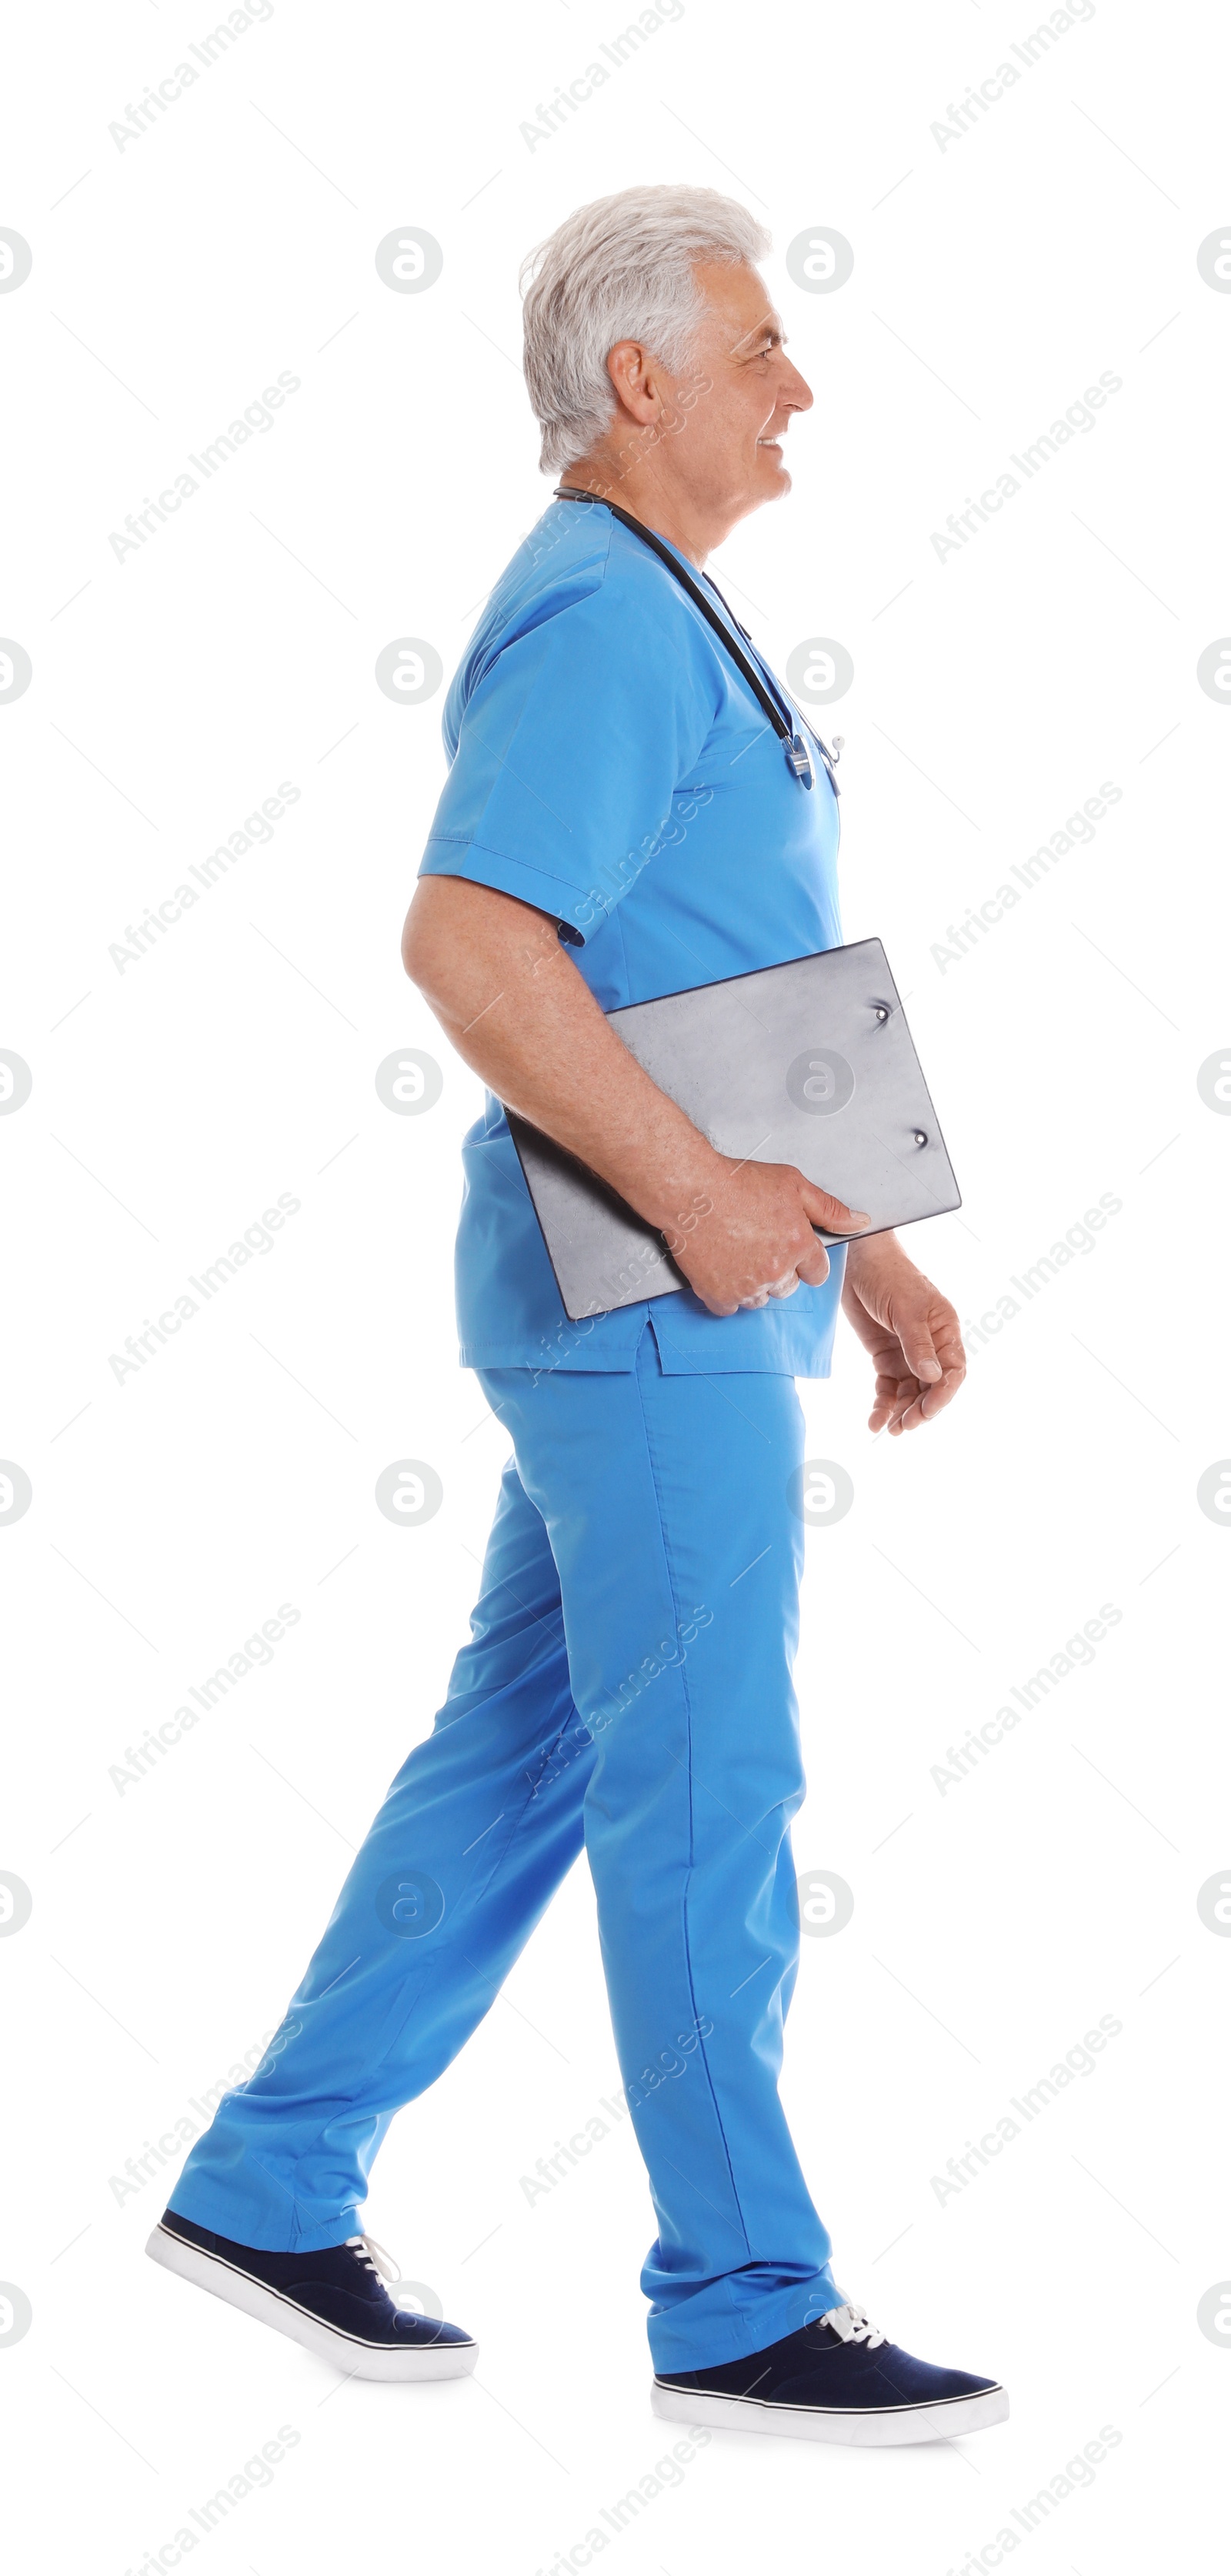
[418,495,848,1376]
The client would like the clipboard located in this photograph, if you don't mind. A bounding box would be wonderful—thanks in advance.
[505,938,961,1323]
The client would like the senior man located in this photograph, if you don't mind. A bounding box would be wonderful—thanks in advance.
[150,185,1006,2448]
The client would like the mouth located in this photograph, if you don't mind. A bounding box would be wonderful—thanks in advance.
[756,437,783,454]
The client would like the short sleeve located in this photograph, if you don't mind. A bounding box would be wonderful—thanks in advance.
[418,563,719,943]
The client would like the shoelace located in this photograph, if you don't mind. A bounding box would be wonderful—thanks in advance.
[823,2299,886,2350]
[345,2233,400,2286]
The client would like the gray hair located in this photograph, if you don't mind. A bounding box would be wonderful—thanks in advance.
[521,184,771,475]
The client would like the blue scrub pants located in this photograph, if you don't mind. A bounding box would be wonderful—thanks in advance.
[170,1324,841,2370]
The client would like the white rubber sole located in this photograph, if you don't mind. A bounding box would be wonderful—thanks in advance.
[145,2224,478,2384]
[651,2377,1009,2447]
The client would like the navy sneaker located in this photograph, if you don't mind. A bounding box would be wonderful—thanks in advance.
[652,2297,1007,2446]
[147,2208,477,2384]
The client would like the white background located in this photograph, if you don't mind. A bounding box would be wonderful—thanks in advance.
[2,1,1229,2569]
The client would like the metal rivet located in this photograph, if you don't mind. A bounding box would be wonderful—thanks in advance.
[912,1130,928,1148]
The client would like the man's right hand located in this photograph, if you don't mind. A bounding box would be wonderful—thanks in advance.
[663,1158,869,1316]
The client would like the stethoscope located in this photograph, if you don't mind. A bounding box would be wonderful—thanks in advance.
[552,485,842,796]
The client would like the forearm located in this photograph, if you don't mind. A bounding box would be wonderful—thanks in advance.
[402,877,721,1235]
[841,1232,922,1337]
[842,1230,904,1294]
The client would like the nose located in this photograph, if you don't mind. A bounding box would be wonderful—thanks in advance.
[781,355,813,414]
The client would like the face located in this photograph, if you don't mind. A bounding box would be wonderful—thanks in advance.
[602,260,813,532]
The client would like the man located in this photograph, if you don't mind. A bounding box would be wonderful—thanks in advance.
[149,185,1006,2447]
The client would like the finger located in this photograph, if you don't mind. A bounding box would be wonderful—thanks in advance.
[867,1370,908,1434]
[798,1177,871,1236]
[896,1310,943,1383]
[932,1315,967,1373]
[794,1239,831,1286]
[899,1299,966,1388]
[886,1361,966,1434]
[913,1361,966,1423]
[872,1369,938,1435]
[766,1270,801,1300]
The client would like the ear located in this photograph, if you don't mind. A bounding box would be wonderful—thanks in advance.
[605,337,663,429]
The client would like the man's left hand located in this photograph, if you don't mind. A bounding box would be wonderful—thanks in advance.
[841,1234,966,1436]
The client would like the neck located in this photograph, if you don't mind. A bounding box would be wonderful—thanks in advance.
[557,460,720,569]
